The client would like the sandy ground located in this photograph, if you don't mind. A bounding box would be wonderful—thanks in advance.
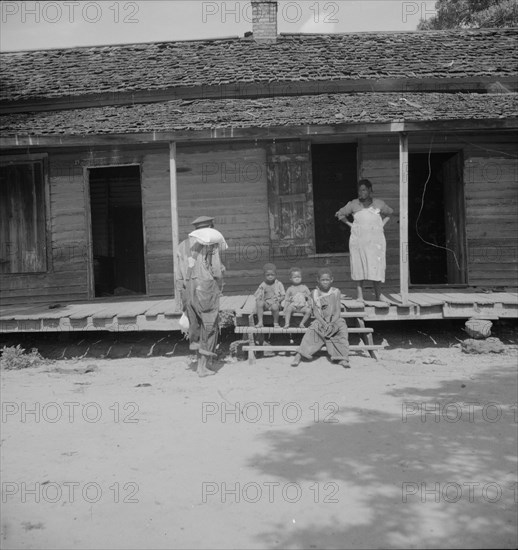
[1,324,517,550]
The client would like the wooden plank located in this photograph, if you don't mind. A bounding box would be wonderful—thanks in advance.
[68,302,121,320]
[243,345,385,352]
[399,132,409,302]
[342,300,365,310]
[440,292,501,305]
[235,327,373,334]
[170,142,180,311]
[143,299,173,316]
[220,295,245,311]
[383,292,413,307]
[406,293,445,307]
[239,295,257,315]
[416,293,448,305]
[115,300,167,319]
[363,300,390,308]
[501,293,518,304]
[0,305,54,321]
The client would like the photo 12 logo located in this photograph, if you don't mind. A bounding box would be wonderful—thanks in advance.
[202,401,340,424]
[201,1,340,25]
[202,481,340,503]
[2,481,139,504]
[1,2,140,24]
[1,401,140,424]
[401,2,436,24]
[401,401,518,424]
[402,481,518,504]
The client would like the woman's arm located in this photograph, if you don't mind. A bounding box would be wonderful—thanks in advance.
[336,202,354,227]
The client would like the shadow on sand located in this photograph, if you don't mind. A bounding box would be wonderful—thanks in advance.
[246,364,517,549]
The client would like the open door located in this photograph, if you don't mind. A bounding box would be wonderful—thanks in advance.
[89,165,146,297]
[409,152,467,285]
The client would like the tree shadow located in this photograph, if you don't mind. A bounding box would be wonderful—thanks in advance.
[246,364,517,549]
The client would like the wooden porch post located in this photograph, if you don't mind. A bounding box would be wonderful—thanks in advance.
[399,132,409,302]
[169,142,181,312]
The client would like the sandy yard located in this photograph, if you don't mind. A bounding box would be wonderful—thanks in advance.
[1,323,517,550]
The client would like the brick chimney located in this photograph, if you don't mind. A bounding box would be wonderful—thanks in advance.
[251,0,278,42]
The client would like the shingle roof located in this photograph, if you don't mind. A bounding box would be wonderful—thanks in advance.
[1,29,517,104]
[1,93,516,136]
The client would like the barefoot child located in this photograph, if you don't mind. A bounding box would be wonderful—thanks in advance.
[283,267,311,328]
[291,268,350,368]
[254,263,285,328]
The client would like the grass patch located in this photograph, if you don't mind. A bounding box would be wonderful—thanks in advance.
[0,345,46,370]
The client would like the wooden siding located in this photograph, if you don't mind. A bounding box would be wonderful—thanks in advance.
[1,131,515,306]
[0,145,172,305]
[464,154,518,287]
[176,142,270,295]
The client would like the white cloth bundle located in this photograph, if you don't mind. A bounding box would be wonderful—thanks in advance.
[189,228,228,251]
[179,312,190,336]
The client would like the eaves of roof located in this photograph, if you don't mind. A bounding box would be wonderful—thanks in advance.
[1,92,516,138]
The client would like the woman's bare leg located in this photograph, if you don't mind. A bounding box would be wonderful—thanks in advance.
[373,281,381,301]
[356,281,364,302]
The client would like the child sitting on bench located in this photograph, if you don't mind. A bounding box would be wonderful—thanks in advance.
[283,267,311,328]
[254,263,285,328]
[291,267,350,368]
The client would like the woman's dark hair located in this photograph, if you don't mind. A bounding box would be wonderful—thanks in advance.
[358,179,373,191]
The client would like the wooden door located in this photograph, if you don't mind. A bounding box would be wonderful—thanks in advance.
[267,142,315,257]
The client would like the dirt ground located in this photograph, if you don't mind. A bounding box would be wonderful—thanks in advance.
[1,320,517,550]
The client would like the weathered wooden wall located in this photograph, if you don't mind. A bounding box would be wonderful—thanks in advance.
[1,131,516,306]
[176,142,270,295]
[361,132,518,289]
[462,140,517,287]
[0,144,172,305]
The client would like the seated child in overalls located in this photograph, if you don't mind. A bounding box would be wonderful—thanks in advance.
[291,267,350,368]
[283,267,311,328]
[254,263,285,328]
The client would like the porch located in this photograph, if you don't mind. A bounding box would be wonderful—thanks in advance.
[1,289,516,333]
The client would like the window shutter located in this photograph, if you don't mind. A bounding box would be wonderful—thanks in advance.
[267,142,315,257]
[0,161,47,273]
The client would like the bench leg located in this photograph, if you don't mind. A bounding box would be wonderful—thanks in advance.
[356,317,378,360]
[248,314,256,365]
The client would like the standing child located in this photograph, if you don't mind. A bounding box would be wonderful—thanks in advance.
[254,263,285,328]
[291,268,350,368]
[283,267,311,328]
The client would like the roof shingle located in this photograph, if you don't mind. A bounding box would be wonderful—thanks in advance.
[1,29,517,103]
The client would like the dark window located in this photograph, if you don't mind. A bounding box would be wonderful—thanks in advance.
[0,161,47,273]
[312,143,358,254]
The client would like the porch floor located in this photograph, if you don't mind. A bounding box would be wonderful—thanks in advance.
[1,289,517,333]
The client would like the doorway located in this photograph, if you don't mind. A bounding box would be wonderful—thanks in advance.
[89,165,146,297]
[408,152,467,285]
[312,143,358,254]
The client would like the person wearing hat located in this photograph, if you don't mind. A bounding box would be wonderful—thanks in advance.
[176,215,225,377]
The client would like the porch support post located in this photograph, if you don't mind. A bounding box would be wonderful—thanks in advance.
[399,132,409,302]
[169,141,181,312]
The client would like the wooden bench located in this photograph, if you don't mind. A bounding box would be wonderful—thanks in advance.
[234,309,385,365]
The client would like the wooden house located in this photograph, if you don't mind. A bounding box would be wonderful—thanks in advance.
[1,0,517,332]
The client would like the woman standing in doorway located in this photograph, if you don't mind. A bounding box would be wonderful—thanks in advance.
[336,179,394,302]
